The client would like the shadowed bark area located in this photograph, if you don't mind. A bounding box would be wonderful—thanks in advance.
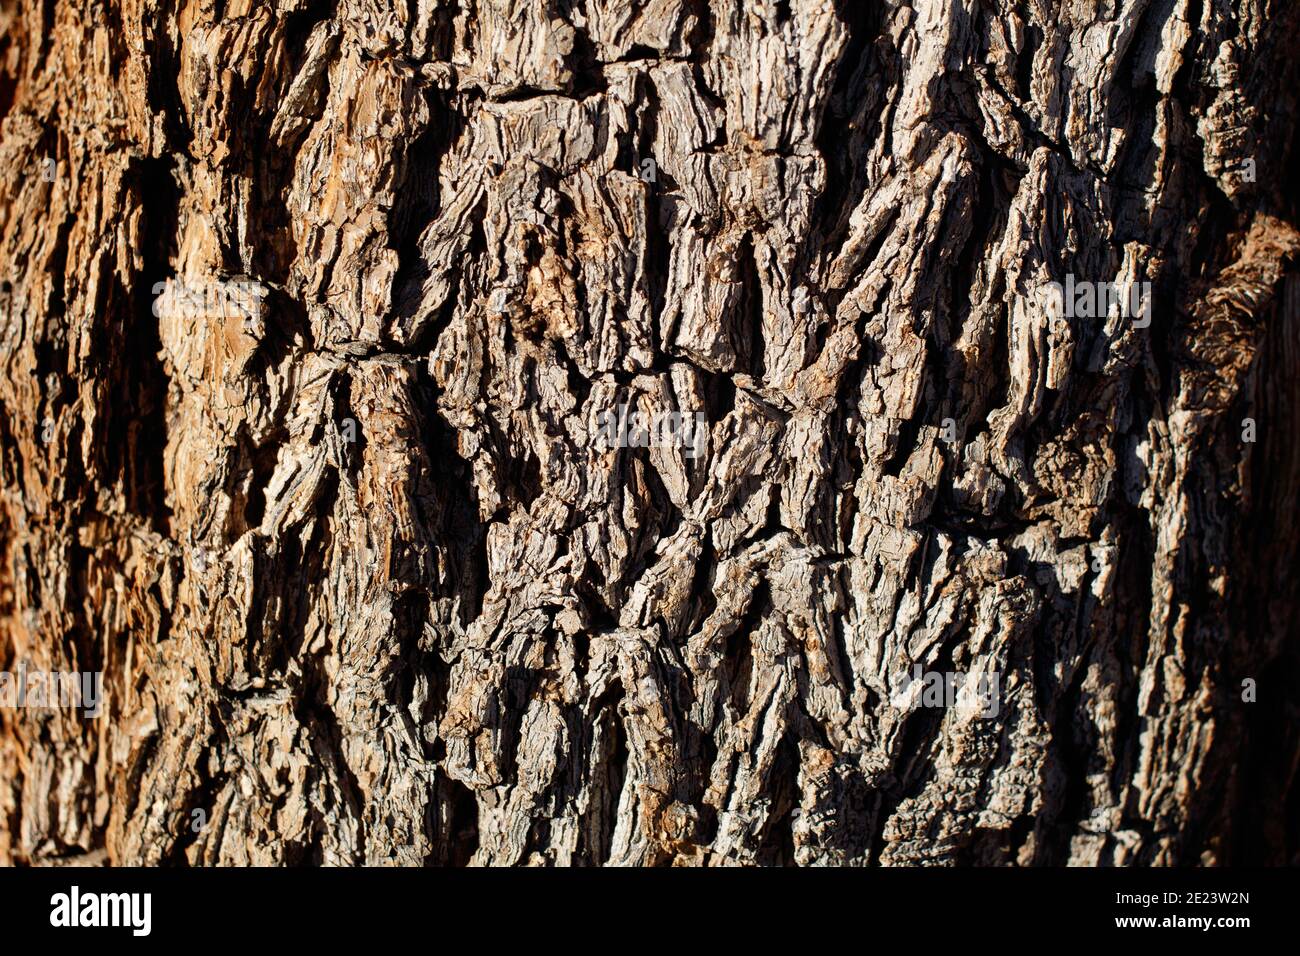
[1,0,1298,866]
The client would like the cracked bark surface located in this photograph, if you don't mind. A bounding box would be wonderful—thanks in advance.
[1,0,1299,866]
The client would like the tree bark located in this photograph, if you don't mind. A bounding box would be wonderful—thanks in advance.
[1,0,1298,866]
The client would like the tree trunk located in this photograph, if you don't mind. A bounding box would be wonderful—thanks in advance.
[1,0,1298,867]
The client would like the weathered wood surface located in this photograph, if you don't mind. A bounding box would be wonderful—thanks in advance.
[1,0,1298,866]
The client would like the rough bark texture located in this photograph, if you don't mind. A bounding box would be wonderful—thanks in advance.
[1,0,1299,867]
